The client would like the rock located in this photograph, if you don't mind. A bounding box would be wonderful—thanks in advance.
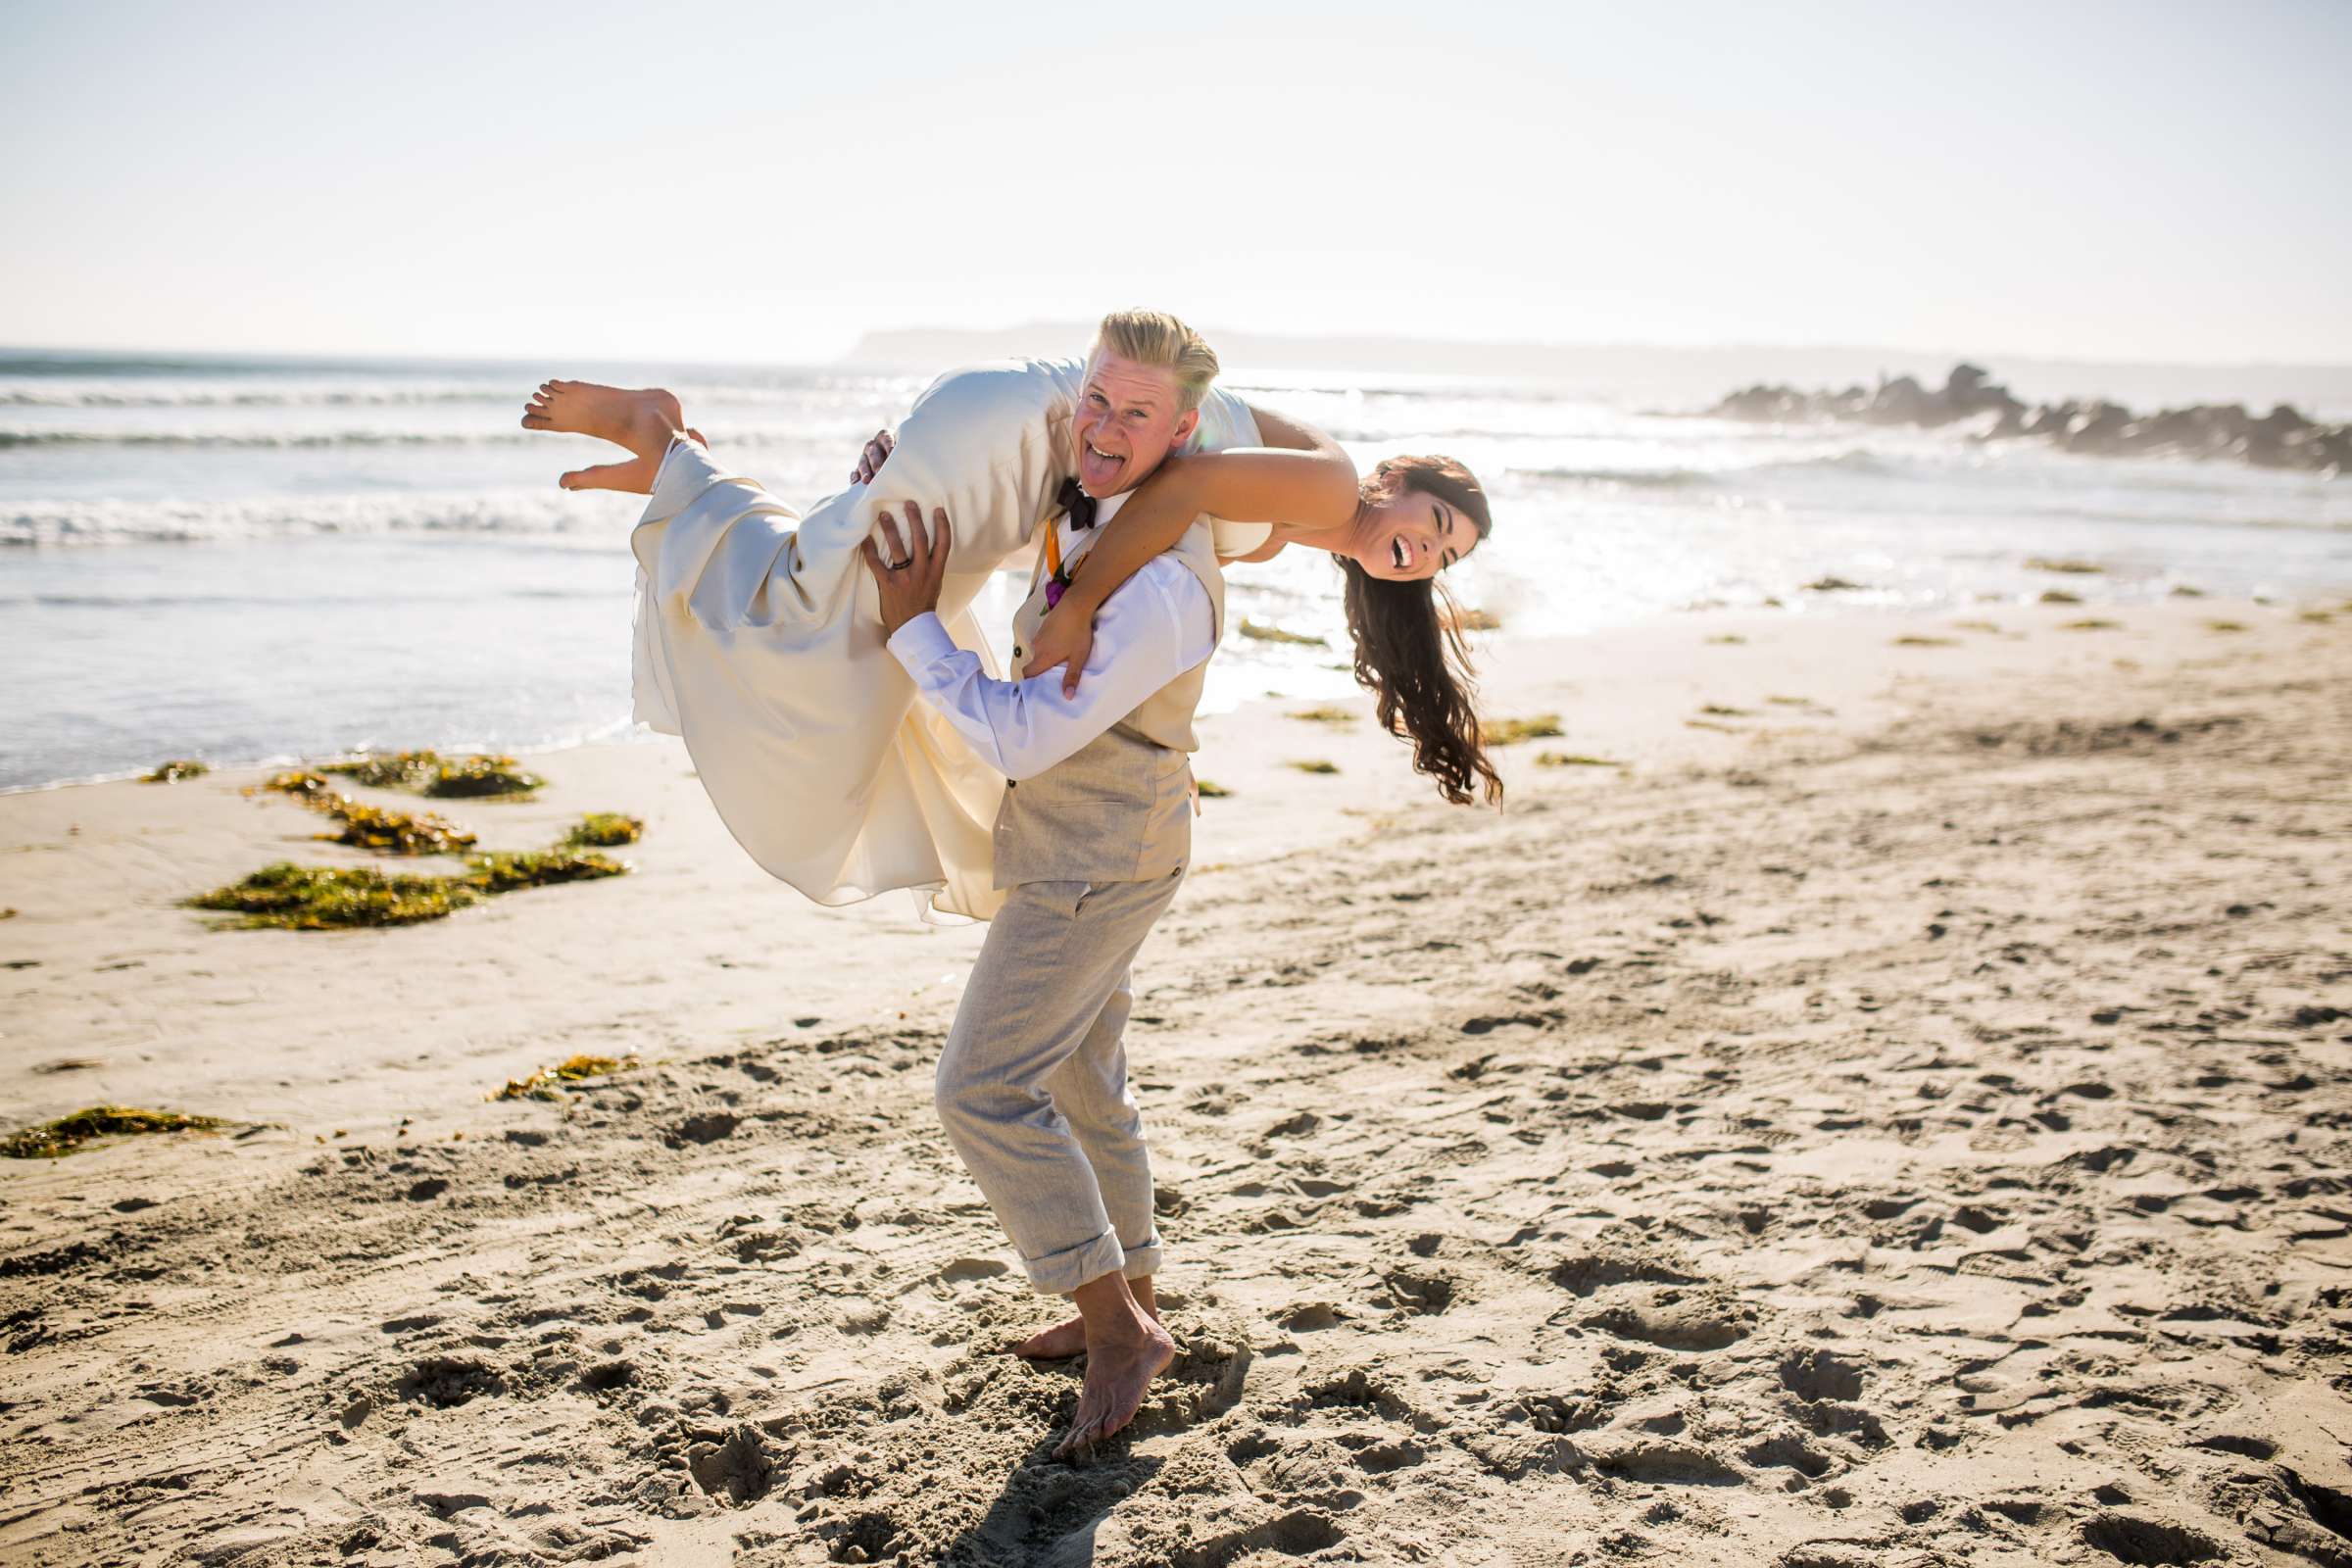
[1702,364,2348,475]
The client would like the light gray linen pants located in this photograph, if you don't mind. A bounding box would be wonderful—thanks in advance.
[936,871,1183,1296]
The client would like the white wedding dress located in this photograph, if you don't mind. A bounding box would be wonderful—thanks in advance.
[629,356,1269,921]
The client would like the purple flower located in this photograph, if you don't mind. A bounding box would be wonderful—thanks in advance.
[1045,579,1064,610]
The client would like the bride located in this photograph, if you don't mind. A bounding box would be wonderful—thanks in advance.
[522,312,1497,918]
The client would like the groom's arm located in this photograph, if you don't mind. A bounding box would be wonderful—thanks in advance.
[887,558,1212,781]
[864,499,1212,780]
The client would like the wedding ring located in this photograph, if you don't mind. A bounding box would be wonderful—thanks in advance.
[886,556,913,571]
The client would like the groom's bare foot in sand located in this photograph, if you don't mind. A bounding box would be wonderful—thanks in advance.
[1015,1275,1156,1360]
[519,380,699,494]
[1052,1273,1177,1461]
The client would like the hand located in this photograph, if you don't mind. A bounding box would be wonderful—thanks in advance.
[850,427,895,486]
[861,501,952,640]
[1021,593,1097,697]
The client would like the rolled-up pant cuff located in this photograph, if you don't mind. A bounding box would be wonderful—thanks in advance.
[1022,1228,1128,1297]
[1119,1244,1164,1281]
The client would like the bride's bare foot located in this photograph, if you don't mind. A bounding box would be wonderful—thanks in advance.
[1014,1275,1156,1360]
[519,380,694,494]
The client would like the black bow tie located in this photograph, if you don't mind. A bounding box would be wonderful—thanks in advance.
[1056,476,1099,531]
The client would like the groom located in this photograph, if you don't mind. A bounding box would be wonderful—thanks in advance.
[861,310,1225,1457]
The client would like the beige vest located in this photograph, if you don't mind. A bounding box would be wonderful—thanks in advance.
[991,511,1226,889]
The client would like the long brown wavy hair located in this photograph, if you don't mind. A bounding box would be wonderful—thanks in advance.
[1338,455,1502,807]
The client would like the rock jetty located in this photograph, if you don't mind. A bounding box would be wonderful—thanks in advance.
[1705,363,2348,475]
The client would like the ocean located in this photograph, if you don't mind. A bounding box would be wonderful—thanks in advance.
[4,348,2348,793]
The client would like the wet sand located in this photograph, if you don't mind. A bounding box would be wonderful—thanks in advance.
[3,596,2349,1566]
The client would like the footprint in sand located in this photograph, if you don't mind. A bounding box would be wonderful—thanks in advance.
[2079,1511,2225,1565]
[395,1355,502,1409]
[1379,1267,1455,1316]
[683,1424,781,1508]
[1582,1289,1752,1351]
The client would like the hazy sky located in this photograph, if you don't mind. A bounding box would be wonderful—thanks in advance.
[3,0,2346,365]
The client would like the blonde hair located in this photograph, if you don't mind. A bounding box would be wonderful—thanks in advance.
[1090,308,1220,413]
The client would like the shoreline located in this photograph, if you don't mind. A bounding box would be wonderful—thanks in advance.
[4,594,2349,1564]
[8,584,2344,800]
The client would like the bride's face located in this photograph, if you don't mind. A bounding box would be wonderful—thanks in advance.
[1353,484,1478,582]
[1073,352,1200,497]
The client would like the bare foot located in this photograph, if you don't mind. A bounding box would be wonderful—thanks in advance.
[1054,1318,1176,1460]
[1014,1276,1157,1359]
[519,380,691,493]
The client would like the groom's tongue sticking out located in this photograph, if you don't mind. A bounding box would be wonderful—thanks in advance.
[1072,349,1201,498]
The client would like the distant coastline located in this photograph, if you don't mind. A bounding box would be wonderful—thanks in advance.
[8,338,2352,420]
[840,326,2352,417]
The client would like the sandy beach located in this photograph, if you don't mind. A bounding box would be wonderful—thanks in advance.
[4,596,2349,1567]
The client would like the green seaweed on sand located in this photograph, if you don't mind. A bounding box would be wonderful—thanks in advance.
[2038,589,2082,605]
[492,1054,637,1102]
[1238,619,1328,647]
[1952,620,2002,633]
[1536,753,1626,768]
[141,760,208,783]
[1479,713,1564,746]
[323,750,546,799]
[1287,707,1354,724]
[318,801,478,856]
[1287,760,1340,775]
[427,755,546,799]
[1802,576,1870,592]
[1696,704,1753,716]
[188,849,624,930]
[464,849,625,894]
[564,812,645,848]
[2169,584,2207,598]
[1893,636,1957,647]
[2026,557,2104,574]
[263,769,338,800]
[2299,609,2334,623]
[1704,634,1746,645]
[1195,780,1231,798]
[188,862,487,928]
[2062,618,2122,631]
[3,1104,230,1160]
[321,750,443,790]
[2203,619,2248,633]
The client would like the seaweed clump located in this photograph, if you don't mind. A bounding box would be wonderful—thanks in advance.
[258,773,476,855]
[1287,760,1340,775]
[142,760,209,783]
[323,750,545,799]
[189,862,486,929]
[187,851,624,930]
[264,770,338,800]
[492,1054,636,1102]
[426,754,546,799]
[320,800,478,855]
[3,1105,229,1160]
[465,849,624,894]
[564,812,645,848]
[1287,707,1354,725]
[1480,713,1565,746]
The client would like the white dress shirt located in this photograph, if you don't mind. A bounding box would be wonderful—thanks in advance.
[885,490,1216,782]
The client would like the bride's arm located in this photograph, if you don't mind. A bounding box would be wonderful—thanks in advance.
[1025,404,1355,690]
